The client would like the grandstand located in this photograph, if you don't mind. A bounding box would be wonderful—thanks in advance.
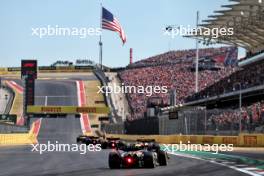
[182,0,264,133]
[115,0,264,134]
[118,47,238,120]
[1,1,264,176]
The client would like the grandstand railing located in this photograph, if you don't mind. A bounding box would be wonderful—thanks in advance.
[185,84,264,106]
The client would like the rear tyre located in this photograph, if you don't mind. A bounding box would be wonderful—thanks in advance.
[143,152,156,168]
[157,150,167,166]
[109,152,121,169]
[101,141,108,149]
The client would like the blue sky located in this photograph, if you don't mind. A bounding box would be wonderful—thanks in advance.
[0,0,245,67]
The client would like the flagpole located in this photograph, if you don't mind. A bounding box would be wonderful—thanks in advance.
[99,3,103,70]
[99,35,103,70]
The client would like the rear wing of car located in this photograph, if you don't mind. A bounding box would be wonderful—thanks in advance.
[136,139,156,143]
[106,137,120,141]
[78,135,87,138]
[87,136,99,139]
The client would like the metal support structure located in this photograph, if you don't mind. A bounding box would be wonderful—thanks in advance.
[233,82,242,133]
[99,3,103,70]
[205,101,207,133]
[239,85,242,133]
[195,11,200,93]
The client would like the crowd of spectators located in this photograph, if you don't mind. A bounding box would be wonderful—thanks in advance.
[208,101,264,132]
[129,46,237,68]
[119,47,238,120]
[187,58,264,101]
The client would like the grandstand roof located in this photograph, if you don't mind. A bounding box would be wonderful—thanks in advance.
[189,0,264,52]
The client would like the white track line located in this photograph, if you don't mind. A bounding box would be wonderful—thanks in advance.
[76,81,85,134]
[168,152,262,176]
[44,96,48,106]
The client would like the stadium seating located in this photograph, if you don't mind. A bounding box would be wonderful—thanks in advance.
[119,47,238,120]
[207,101,264,132]
[187,59,264,101]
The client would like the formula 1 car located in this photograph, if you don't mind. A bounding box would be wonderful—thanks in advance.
[76,135,101,145]
[101,137,126,149]
[76,135,88,143]
[108,139,168,169]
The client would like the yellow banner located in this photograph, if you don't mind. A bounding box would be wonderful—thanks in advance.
[105,134,264,147]
[0,68,7,71]
[27,106,109,114]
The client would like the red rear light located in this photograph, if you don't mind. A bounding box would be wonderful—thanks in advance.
[126,157,133,164]
[112,143,115,147]
[23,63,35,67]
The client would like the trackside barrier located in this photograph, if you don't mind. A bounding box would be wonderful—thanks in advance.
[0,68,7,71]
[0,120,39,145]
[0,133,35,145]
[238,133,264,147]
[27,105,110,114]
[38,69,93,73]
[0,66,94,74]
[0,70,92,75]
[0,67,8,74]
[105,133,264,147]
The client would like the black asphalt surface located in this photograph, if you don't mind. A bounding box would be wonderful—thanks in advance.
[0,79,249,176]
[34,80,81,144]
[35,80,78,106]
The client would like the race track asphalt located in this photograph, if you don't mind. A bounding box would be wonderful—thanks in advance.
[0,79,249,176]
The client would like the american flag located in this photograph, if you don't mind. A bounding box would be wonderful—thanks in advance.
[101,7,126,44]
